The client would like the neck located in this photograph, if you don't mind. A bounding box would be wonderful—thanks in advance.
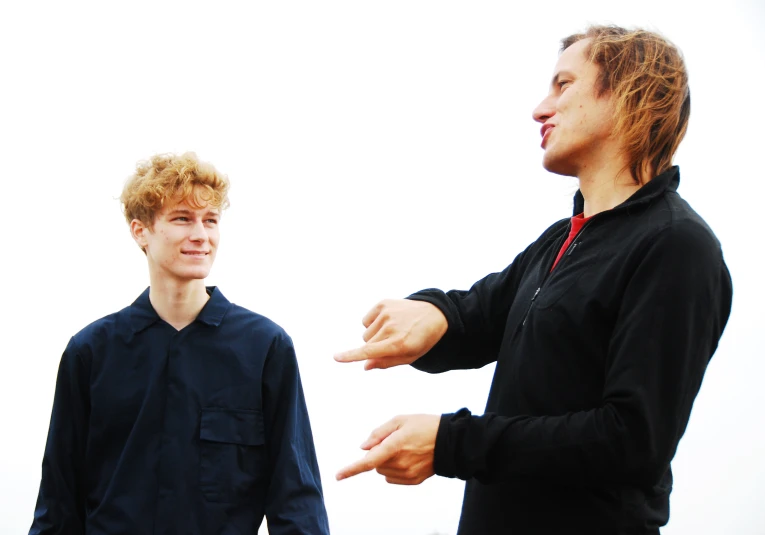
[577,153,644,218]
[148,271,210,331]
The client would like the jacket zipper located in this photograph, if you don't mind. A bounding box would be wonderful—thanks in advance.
[522,219,594,326]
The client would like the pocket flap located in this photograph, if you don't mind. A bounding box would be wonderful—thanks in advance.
[200,408,265,446]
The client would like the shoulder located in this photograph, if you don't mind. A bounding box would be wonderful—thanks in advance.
[69,305,132,355]
[629,203,730,301]
[225,303,293,348]
[647,194,724,262]
[226,306,300,376]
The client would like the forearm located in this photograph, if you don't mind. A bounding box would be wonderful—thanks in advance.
[265,421,328,535]
[30,342,89,535]
[407,276,516,373]
[263,335,329,535]
[30,461,87,535]
[434,405,661,487]
[410,325,500,373]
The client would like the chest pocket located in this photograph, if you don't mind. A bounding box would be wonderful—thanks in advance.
[199,408,266,503]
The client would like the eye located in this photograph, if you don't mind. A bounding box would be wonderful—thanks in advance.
[173,217,189,222]
[205,218,219,224]
[558,80,571,91]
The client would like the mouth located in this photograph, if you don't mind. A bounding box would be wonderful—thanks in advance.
[182,251,210,257]
[540,124,554,148]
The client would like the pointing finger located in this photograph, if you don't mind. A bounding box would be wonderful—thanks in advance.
[334,340,395,363]
[336,438,398,481]
[364,353,416,370]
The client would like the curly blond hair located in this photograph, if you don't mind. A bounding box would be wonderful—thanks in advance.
[121,152,230,226]
[562,25,690,184]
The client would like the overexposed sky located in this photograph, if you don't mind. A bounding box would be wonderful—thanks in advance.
[1,1,763,534]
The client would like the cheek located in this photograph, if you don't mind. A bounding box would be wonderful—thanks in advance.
[162,228,184,243]
[154,230,179,258]
[557,89,577,111]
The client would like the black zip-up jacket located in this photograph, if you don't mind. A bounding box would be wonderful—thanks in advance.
[408,167,733,534]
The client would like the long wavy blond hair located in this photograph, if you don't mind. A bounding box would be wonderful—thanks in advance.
[562,26,690,184]
[121,152,230,227]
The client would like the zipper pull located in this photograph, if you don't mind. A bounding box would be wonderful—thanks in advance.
[567,243,578,256]
[522,287,541,326]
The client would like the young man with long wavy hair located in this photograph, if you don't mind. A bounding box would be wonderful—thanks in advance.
[335,25,733,534]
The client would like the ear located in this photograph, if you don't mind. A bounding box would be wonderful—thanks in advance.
[130,219,151,252]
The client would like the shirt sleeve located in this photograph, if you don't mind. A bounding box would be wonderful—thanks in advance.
[29,339,90,535]
[262,333,330,535]
[432,221,733,487]
[407,242,536,374]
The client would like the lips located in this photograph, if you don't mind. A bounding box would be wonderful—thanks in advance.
[182,251,209,256]
[540,124,554,148]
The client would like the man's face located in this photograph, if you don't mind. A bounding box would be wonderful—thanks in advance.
[133,196,220,282]
[532,38,617,177]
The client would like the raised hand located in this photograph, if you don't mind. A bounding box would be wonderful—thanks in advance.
[334,299,448,370]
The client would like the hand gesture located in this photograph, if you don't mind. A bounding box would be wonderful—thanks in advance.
[336,414,440,484]
[334,299,448,370]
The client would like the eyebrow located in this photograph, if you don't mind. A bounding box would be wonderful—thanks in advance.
[166,209,220,217]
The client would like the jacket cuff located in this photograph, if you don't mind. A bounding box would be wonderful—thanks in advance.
[433,408,473,479]
[406,291,464,335]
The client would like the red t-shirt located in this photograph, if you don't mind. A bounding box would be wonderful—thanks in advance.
[551,213,592,271]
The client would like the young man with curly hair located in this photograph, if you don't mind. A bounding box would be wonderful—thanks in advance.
[29,153,329,535]
[335,26,733,534]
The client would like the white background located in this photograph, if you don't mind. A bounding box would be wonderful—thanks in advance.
[1,1,763,534]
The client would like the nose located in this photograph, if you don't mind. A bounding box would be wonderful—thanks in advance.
[189,220,208,242]
[533,94,555,124]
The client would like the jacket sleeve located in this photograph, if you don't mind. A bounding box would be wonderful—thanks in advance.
[407,235,542,374]
[29,339,90,535]
[262,333,330,535]
[432,221,733,486]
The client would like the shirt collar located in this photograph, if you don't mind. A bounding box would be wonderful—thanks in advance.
[196,286,231,327]
[129,286,232,334]
[572,165,681,216]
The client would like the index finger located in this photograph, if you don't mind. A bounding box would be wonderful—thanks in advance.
[333,340,395,363]
[336,439,397,481]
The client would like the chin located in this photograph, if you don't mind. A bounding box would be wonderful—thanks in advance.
[542,153,576,177]
[173,268,211,281]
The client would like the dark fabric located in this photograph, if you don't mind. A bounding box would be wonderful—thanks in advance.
[550,212,592,271]
[409,167,733,534]
[30,287,329,535]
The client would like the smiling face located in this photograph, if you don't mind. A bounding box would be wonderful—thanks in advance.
[532,38,619,177]
[131,194,220,283]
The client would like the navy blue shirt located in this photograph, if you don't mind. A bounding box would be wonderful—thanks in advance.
[30,287,330,535]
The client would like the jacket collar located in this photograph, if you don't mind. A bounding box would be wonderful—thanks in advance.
[572,165,680,216]
[129,286,231,334]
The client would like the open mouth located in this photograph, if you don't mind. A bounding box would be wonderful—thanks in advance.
[541,125,554,148]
